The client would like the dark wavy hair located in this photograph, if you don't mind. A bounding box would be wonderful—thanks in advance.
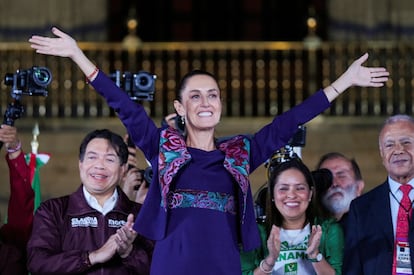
[79,129,128,166]
[265,158,316,233]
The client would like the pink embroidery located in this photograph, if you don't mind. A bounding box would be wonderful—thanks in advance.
[158,128,191,210]
[158,128,251,221]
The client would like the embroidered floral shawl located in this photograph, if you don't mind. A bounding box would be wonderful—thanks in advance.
[158,127,251,221]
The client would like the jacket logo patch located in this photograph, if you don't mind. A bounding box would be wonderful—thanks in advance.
[108,219,126,228]
[71,217,98,227]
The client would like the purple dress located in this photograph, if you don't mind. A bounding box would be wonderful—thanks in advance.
[153,147,241,273]
[91,71,330,275]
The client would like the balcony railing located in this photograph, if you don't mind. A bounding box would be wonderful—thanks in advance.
[0,41,411,119]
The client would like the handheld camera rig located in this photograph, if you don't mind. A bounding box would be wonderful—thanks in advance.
[1,66,52,149]
[109,70,156,102]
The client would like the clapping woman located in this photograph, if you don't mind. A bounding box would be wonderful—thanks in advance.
[241,152,343,274]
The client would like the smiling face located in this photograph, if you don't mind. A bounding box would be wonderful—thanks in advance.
[174,73,222,132]
[379,120,414,183]
[273,168,312,228]
[79,138,127,203]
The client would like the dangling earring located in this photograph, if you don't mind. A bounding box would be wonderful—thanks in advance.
[175,115,186,134]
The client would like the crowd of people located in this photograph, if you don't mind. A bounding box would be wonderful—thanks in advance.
[3,24,413,275]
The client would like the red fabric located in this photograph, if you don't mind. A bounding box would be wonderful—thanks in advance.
[0,151,33,274]
[392,184,413,275]
[0,152,34,249]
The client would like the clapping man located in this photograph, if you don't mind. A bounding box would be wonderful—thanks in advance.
[27,129,153,274]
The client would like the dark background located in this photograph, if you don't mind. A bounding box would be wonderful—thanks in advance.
[107,0,327,42]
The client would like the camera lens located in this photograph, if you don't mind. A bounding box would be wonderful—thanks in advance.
[134,72,154,91]
[138,76,148,86]
[312,168,333,195]
[32,67,52,87]
[143,167,153,186]
[4,73,14,86]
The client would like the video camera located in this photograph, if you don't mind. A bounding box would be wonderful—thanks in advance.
[4,66,52,98]
[127,135,153,188]
[109,70,156,101]
[0,66,52,149]
[288,124,306,147]
[140,167,153,188]
[311,168,333,196]
[254,125,307,223]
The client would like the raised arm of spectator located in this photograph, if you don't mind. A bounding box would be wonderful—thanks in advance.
[0,124,34,249]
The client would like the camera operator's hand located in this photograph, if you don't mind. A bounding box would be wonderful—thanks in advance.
[127,147,138,168]
[135,179,148,204]
[0,124,18,144]
[121,133,149,203]
[123,134,138,168]
[161,113,178,129]
[121,167,144,202]
[0,124,21,159]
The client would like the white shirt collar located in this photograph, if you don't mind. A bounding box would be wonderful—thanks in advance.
[388,176,414,196]
[82,186,118,215]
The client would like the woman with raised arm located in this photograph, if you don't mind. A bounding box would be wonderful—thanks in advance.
[29,27,389,275]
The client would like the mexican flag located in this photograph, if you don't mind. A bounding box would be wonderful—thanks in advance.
[25,152,50,210]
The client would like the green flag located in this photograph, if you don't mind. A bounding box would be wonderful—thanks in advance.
[25,152,50,211]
